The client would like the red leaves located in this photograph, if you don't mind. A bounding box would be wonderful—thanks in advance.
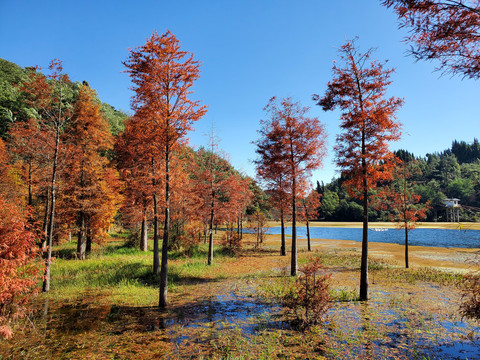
[255,97,327,201]
[383,0,480,79]
[316,40,403,200]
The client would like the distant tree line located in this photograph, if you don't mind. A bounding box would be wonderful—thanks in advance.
[316,140,480,222]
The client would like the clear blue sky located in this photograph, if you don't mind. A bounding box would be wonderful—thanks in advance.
[1,0,478,185]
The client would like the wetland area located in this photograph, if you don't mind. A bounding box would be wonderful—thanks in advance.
[2,222,480,359]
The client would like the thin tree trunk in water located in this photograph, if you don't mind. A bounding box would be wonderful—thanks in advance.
[307,219,311,251]
[77,212,86,260]
[280,209,286,256]
[42,125,60,292]
[153,193,159,274]
[359,129,369,301]
[159,143,170,308]
[405,224,409,268]
[141,213,148,252]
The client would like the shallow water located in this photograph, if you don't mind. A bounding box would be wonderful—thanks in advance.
[268,226,480,248]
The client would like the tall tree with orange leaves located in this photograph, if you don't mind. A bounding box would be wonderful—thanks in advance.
[115,114,156,254]
[255,126,291,257]
[315,40,403,300]
[124,31,206,308]
[20,60,72,292]
[59,85,117,260]
[383,0,480,79]
[256,97,327,276]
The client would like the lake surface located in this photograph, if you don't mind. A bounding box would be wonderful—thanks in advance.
[268,226,480,248]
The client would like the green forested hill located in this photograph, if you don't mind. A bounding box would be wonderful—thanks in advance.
[0,58,128,138]
[317,140,480,222]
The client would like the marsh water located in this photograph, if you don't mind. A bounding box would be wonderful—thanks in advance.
[268,226,480,248]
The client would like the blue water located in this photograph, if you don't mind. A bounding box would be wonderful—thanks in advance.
[268,226,480,248]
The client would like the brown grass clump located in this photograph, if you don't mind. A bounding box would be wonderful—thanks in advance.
[460,271,480,321]
[283,257,331,329]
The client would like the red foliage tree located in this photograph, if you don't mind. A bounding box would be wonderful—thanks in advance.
[0,139,39,339]
[190,147,246,265]
[256,97,327,276]
[315,40,403,300]
[59,85,119,259]
[124,31,206,308]
[115,114,155,252]
[255,125,291,256]
[383,0,480,79]
[375,158,430,268]
[8,118,52,209]
[20,59,72,292]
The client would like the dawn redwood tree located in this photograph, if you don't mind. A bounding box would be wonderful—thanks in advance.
[255,128,291,256]
[375,158,429,268]
[256,97,327,276]
[314,40,403,300]
[299,189,322,252]
[21,60,72,292]
[115,115,156,253]
[124,31,206,308]
[191,147,239,265]
[383,0,480,79]
[60,85,115,259]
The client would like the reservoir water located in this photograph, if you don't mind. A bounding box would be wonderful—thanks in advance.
[268,226,480,249]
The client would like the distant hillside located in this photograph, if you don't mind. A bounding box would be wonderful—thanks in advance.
[0,58,128,138]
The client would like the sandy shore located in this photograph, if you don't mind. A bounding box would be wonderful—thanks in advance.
[267,221,480,230]
[259,233,480,273]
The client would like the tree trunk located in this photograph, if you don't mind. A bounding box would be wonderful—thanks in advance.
[280,208,286,256]
[77,212,86,260]
[42,126,60,292]
[405,224,409,269]
[240,213,243,239]
[42,187,50,251]
[153,193,159,274]
[208,199,214,265]
[159,144,170,308]
[141,213,148,252]
[359,130,369,301]
[307,219,311,252]
[291,177,297,277]
[86,227,92,254]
